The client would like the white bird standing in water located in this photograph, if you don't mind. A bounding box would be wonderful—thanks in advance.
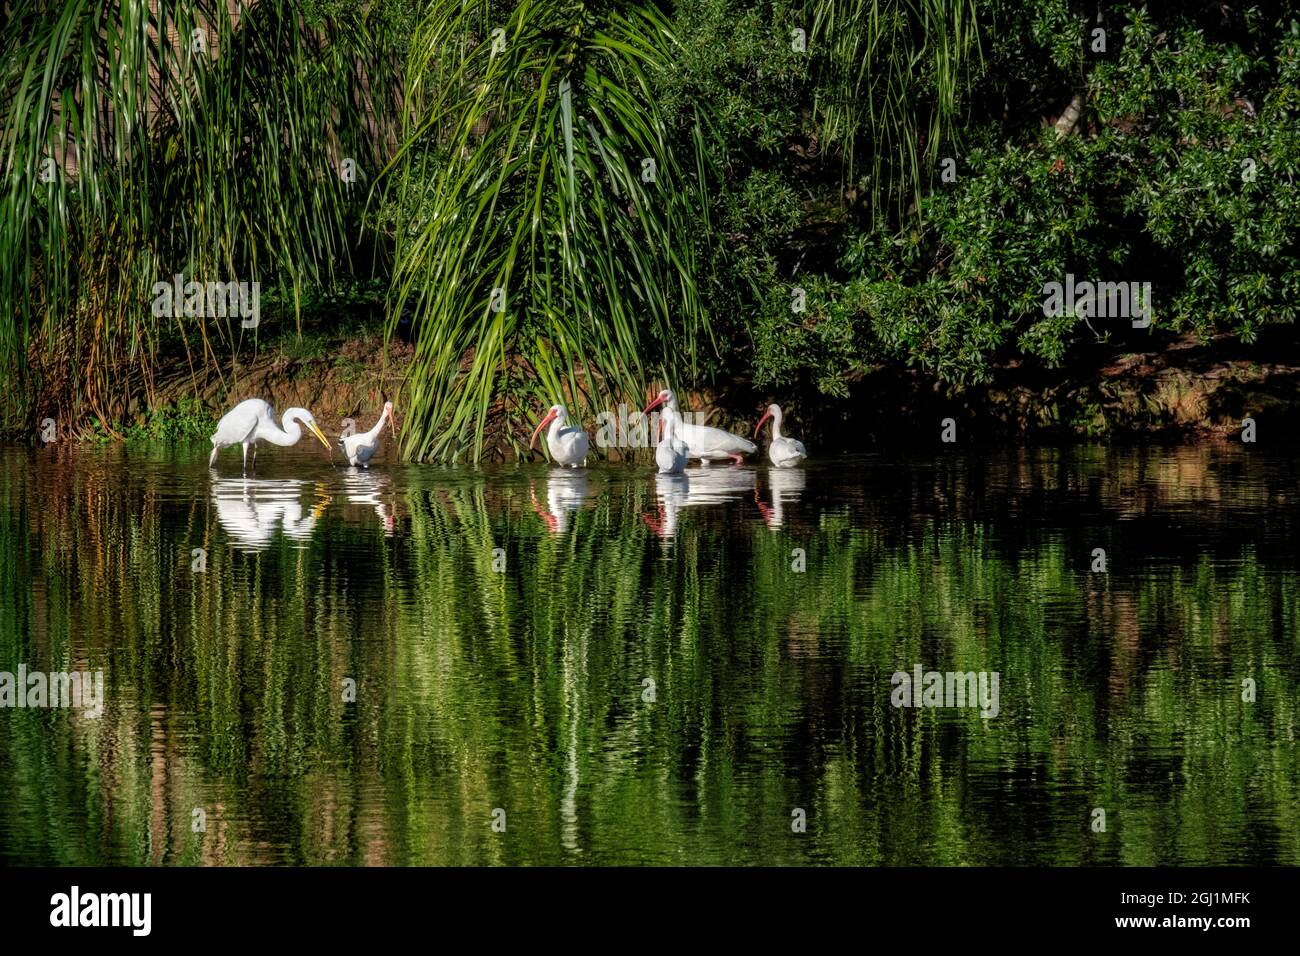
[655,405,688,475]
[643,389,755,465]
[754,403,807,468]
[530,404,589,467]
[340,401,398,468]
[208,398,331,472]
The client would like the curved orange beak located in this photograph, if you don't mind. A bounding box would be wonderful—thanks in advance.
[386,405,399,438]
[530,409,558,450]
[642,393,667,415]
[753,409,773,439]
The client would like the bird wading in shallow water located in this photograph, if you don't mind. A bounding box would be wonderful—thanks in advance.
[643,389,755,465]
[754,403,807,468]
[209,398,331,473]
[340,401,398,468]
[654,404,689,475]
[530,404,590,467]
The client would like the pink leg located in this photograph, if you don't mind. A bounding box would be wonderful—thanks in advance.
[728,453,744,465]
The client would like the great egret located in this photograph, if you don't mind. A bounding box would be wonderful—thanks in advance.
[643,389,755,465]
[208,399,331,472]
[530,404,589,467]
[754,403,807,468]
[655,405,688,474]
[340,401,398,468]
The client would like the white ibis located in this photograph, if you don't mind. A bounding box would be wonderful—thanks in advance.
[208,398,331,472]
[340,401,398,467]
[655,405,688,474]
[642,389,755,465]
[530,404,590,467]
[754,403,807,468]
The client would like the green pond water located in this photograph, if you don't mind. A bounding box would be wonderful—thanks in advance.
[1,442,1297,865]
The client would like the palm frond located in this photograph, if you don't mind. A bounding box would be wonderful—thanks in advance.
[808,0,982,222]
[383,0,712,462]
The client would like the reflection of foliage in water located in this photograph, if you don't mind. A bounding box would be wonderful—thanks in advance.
[0,445,1297,865]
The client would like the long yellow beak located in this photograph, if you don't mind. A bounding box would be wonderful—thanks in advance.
[308,422,331,450]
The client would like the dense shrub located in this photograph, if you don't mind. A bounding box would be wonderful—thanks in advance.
[666,2,1300,396]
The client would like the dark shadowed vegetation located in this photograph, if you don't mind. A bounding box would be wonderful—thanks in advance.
[2,1,1297,458]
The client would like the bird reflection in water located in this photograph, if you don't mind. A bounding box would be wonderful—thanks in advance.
[211,478,333,552]
[339,470,397,535]
[643,465,758,541]
[529,469,594,533]
[754,468,806,529]
[643,473,689,540]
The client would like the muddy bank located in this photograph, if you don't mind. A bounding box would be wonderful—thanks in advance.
[67,331,414,443]
[18,327,1298,455]
[779,330,1299,450]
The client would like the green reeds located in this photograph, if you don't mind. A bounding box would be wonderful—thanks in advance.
[0,1,397,436]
